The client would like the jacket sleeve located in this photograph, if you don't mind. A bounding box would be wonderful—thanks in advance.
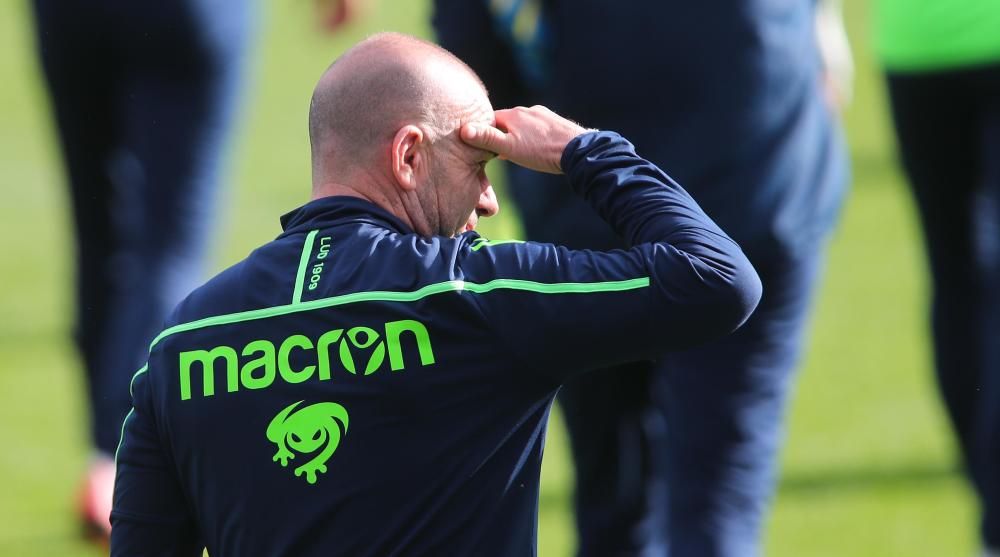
[110,365,202,557]
[457,131,762,383]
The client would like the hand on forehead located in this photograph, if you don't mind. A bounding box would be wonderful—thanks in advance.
[459,105,589,174]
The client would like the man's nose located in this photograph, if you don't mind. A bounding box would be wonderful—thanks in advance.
[476,185,499,218]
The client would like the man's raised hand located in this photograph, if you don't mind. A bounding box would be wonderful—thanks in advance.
[460,106,591,175]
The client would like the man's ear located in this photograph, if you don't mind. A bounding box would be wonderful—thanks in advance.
[391,125,425,192]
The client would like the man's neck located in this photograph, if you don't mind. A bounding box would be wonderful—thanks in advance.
[311,181,371,203]
[311,180,425,235]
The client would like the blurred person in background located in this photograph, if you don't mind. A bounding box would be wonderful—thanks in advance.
[431,1,851,555]
[31,0,254,538]
[876,1,1000,555]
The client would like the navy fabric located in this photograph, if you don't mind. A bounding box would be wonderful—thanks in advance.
[434,1,847,555]
[434,0,847,257]
[886,63,1000,548]
[111,133,762,556]
[31,0,254,455]
[652,247,823,556]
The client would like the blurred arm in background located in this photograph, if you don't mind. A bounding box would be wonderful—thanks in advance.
[816,0,854,109]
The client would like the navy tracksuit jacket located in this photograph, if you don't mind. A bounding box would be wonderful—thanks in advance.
[110,132,761,556]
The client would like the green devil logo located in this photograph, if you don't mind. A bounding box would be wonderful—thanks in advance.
[266,400,349,485]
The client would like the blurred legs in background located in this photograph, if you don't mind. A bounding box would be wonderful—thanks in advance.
[556,248,824,557]
[653,248,823,556]
[887,63,1000,552]
[558,362,662,557]
[31,0,253,537]
[434,0,847,554]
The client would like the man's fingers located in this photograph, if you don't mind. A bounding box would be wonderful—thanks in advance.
[462,106,585,174]
[461,124,509,157]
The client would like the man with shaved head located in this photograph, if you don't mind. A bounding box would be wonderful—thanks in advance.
[307,34,499,237]
[110,33,761,556]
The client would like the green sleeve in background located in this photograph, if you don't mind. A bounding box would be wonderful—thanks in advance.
[875,0,1000,72]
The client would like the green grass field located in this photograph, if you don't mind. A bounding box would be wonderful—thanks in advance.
[0,1,978,555]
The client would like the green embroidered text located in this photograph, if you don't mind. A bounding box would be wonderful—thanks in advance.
[178,319,435,400]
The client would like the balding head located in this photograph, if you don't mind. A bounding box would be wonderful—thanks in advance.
[305,33,499,239]
[309,32,486,184]
[309,33,498,236]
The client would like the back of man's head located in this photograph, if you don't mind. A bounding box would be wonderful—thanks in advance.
[308,32,484,188]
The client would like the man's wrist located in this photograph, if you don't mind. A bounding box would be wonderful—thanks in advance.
[558,129,605,174]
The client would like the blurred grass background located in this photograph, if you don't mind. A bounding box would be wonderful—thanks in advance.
[0,0,976,555]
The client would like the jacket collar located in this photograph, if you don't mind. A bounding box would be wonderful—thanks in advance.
[279,196,413,237]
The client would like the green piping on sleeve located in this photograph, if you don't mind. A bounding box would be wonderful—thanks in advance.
[129,364,148,398]
[148,276,650,351]
[292,230,319,304]
[114,407,136,464]
[469,238,525,251]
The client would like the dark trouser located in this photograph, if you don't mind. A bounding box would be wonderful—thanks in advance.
[509,165,824,557]
[652,248,820,556]
[32,0,252,455]
[886,63,1000,548]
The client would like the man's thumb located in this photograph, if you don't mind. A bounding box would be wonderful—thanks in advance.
[461,124,508,156]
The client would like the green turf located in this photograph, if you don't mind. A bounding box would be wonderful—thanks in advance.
[0,1,978,555]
